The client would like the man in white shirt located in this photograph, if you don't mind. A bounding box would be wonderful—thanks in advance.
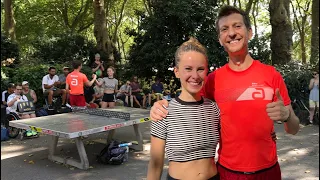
[42,67,67,110]
[7,83,36,119]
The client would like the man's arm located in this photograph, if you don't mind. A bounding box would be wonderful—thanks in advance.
[150,99,169,121]
[2,91,7,105]
[147,136,165,180]
[283,105,300,135]
[7,95,19,107]
[85,74,97,87]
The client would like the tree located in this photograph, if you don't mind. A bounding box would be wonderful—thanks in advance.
[269,0,293,65]
[291,0,311,64]
[128,0,223,79]
[310,0,319,65]
[3,0,16,41]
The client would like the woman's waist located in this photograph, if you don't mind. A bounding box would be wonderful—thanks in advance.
[103,90,115,94]
[169,158,217,179]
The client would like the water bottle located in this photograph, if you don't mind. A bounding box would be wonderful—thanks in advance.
[118,143,131,162]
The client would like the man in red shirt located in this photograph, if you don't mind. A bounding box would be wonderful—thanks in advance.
[66,60,97,107]
[149,5,300,180]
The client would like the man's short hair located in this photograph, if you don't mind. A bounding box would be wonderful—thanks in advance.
[72,60,82,69]
[8,83,15,88]
[48,67,56,71]
[215,5,251,34]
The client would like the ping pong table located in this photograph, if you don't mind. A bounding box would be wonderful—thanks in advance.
[9,107,151,170]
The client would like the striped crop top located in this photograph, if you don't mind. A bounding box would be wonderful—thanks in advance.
[151,97,220,162]
[102,77,118,90]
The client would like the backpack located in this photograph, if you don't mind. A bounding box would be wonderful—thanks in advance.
[1,126,9,141]
[35,108,48,117]
[97,140,128,165]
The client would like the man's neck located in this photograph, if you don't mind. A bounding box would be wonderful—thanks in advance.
[49,74,54,78]
[228,51,254,72]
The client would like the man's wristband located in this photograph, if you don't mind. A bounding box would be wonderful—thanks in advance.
[283,109,291,122]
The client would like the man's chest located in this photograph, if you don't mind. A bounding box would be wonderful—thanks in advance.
[214,73,275,104]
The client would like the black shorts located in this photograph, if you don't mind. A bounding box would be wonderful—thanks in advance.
[132,92,143,101]
[102,93,116,102]
[167,173,219,180]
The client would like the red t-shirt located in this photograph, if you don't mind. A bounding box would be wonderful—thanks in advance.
[66,71,89,95]
[202,60,291,172]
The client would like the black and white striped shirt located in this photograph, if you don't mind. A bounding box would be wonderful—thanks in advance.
[151,97,220,162]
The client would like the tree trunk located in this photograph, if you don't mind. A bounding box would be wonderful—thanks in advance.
[269,0,293,65]
[4,0,16,41]
[93,0,114,67]
[310,0,319,65]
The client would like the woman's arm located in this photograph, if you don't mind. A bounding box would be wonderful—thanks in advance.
[92,63,101,73]
[147,136,166,180]
[31,90,37,103]
[309,78,315,90]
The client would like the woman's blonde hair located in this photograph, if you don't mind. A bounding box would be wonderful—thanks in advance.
[174,37,208,67]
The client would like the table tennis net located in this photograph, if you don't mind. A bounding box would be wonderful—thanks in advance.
[72,108,130,121]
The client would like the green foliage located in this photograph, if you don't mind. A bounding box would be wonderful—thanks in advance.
[32,34,96,65]
[1,34,20,66]
[249,34,272,64]
[275,61,313,103]
[127,0,225,78]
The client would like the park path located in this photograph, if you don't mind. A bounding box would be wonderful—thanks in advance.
[1,123,319,180]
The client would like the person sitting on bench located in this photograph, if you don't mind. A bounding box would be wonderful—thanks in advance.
[6,83,36,119]
[42,67,67,110]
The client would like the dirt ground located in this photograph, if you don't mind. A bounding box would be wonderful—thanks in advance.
[1,122,319,180]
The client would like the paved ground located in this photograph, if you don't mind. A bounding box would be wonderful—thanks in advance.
[1,123,319,180]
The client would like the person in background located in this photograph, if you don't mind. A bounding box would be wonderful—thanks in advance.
[117,80,132,107]
[58,66,70,89]
[42,67,67,110]
[92,53,105,78]
[93,78,104,108]
[151,77,164,102]
[66,60,97,107]
[2,83,15,106]
[7,83,36,119]
[22,81,37,104]
[96,67,118,108]
[308,70,319,124]
[131,76,147,108]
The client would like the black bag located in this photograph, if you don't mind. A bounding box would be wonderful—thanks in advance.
[97,140,128,165]
[35,108,48,117]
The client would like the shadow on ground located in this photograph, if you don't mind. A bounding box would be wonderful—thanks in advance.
[1,122,318,180]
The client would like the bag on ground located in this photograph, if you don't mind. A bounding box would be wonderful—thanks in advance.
[97,140,128,165]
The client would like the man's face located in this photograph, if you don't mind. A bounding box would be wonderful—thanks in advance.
[63,69,70,75]
[218,13,252,54]
[49,69,56,76]
[22,83,29,90]
[133,77,138,82]
[15,86,22,95]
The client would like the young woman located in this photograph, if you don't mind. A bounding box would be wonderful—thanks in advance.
[147,37,220,180]
[308,70,319,124]
[97,67,118,108]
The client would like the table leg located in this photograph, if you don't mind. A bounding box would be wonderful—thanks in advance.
[133,124,143,151]
[48,136,59,160]
[107,129,116,144]
[47,136,90,170]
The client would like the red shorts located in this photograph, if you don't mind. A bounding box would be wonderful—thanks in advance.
[217,162,281,180]
[69,94,86,107]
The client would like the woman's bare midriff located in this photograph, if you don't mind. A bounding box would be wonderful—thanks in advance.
[104,89,115,94]
[168,158,217,180]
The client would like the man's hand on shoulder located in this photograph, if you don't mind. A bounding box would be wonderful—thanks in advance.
[150,99,169,121]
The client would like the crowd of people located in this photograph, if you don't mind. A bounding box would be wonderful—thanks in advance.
[1,53,178,122]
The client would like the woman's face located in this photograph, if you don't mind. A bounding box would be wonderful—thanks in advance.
[174,51,208,96]
[107,68,114,77]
